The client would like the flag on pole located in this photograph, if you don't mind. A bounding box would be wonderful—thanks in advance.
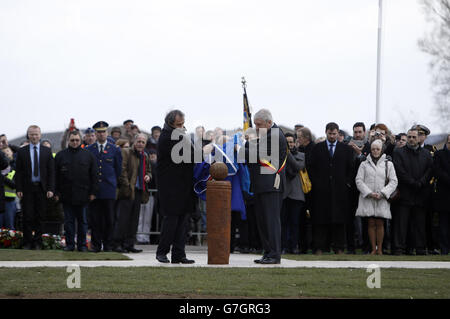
[242,77,252,131]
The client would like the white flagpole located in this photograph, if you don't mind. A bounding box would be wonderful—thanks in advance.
[375,0,383,124]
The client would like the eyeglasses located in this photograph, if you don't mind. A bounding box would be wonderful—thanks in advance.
[407,136,417,139]
[69,139,81,142]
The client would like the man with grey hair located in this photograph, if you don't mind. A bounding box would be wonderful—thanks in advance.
[241,108,288,264]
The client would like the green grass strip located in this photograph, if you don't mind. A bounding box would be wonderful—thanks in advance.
[0,267,449,299]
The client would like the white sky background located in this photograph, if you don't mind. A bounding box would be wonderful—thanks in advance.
[0,0,441,140]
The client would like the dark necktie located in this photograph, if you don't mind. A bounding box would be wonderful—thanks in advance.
[329,143,334,157]
[33,145,39,177]
[100,144,104,154]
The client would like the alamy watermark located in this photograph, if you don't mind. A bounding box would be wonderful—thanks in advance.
[366,264,381,289]
[66,264,81,289]
[170,127,281,174]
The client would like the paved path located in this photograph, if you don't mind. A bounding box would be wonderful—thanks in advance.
[1,245,450,269]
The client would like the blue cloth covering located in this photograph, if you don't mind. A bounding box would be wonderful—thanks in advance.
[193,134,251,220]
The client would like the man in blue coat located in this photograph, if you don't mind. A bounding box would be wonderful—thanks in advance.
[86,121,122,252]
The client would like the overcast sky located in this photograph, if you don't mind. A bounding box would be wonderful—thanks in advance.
[0,0,441,140]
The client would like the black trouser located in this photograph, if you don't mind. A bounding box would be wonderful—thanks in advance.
[313,223,346,252]
[346,215,356,252]
[113,190,142,249]
[393,205,427,253]
[439,212,450,255]
[298,203,312,253]
[254,192,283,260]
[245,202,262,250]
[156,214,189,260]
[281,198,303,252]
[22,183,46,247]
[230,211,249,251]
[89,199,115,251]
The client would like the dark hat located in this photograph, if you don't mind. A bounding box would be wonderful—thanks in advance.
[110,126,122,134]
[123,119,134,125]
[93,121,109,132]
[84,127,95,134]
[411,124,430,136]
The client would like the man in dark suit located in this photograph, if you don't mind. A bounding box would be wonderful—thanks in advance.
[156,110,196,264]
[309,122,354,255]
[241,109,287,264]
[86,121,122,252]
[16,125,55,249]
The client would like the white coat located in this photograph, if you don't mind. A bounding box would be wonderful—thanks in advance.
[355,154,398,219]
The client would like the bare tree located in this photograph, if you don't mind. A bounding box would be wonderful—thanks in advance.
[418,0,450,131]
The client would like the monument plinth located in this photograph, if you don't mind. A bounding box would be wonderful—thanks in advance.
[206,162,231,265]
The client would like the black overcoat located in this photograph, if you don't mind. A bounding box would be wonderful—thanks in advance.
[156,124,195,216]
[392,146,433,207]
[55,146,98,206]
[309,141,354,225]
[433,148,450,213]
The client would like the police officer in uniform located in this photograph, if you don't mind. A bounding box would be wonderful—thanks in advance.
[411,124,439,255]
[86,121,122,252]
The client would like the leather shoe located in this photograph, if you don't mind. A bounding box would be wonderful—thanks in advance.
[156,255,170,263]
[78,247,88,252]
[23,244,33,250]
[63,247,75,252]
[254,257,266,264]
[113,247,127,253]
[259,257,281,264]
[126,247,143,253]
[34,244,42,250]
[172,257,195,264]
[89,248,101,253]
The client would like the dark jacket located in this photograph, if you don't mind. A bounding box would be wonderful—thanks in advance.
[392,145,433,207]
[117,147,151,204]
[283,148,305,201]
[55,146,98,206]
[243,123,288,194]
[433,148,450,213]
[299,141,315,169]
[309,141,355,224]
[156,124,196,216]
[15,144,55,194]
[0,151,10,213]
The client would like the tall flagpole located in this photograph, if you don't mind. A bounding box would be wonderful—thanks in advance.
[375,0,383,124]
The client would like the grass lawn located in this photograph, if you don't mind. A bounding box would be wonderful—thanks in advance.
[0,267,449,299]
[0,249,130,261]
[282,252,450,262]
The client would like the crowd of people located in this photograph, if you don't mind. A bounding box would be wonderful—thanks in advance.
[0,112,449,262]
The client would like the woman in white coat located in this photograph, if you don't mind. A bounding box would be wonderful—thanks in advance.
[355,140,398,255]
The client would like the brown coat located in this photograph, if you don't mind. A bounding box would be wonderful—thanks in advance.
[117,147,151,203]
